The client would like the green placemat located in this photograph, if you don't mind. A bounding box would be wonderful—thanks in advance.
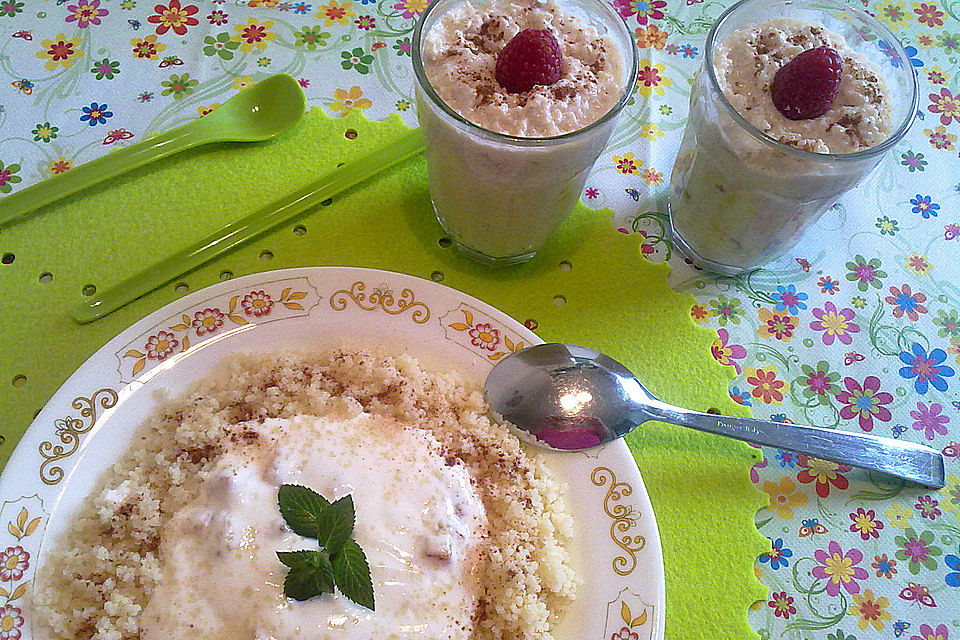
[0,107,768,640]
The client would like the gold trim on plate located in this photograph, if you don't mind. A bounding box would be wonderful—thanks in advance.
[38,389,118,485]
[330,281,430,323]
[592,466,646,576]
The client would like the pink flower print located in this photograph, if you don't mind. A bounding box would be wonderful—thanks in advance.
[837,376,893,431]
[710,328,747,373]
[0,547,29,581]
[0,605,23,640]
[810,301,860,345]
[145,331,179,360]
[749,443,766,483]
[811,540,868,596]
[66,0,108,28]
[910,401,950,440]
[611,627,639,640]
[613,0,666,24]
[885,284,928,320]
[910,623,949,640]
[192,308,224,336]
[392,0,425,19]
[468,323,501,351]
[849,508,883,540]
[637,229,655,257]
[241,291,273,317]
[915,494,941,520]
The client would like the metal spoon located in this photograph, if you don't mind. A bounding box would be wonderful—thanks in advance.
[0,74,306,228]
[485,343,945,488]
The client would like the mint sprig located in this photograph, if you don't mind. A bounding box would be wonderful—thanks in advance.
[276,484,375,610]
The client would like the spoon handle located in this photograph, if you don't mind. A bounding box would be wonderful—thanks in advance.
[643,401,945,488]
[71,128,426,324]
[0,124,208,228]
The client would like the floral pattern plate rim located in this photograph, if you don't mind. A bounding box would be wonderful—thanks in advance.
[0,266,665,640]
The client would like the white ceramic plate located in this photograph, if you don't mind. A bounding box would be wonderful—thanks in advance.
[0,267,664,640]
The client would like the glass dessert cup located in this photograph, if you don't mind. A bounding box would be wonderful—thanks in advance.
[668,0,918,275]
[412,0,639,266]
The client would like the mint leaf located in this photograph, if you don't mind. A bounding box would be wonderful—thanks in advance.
[277,550,316,569]
[278,484,329,538]
[277,550,334,601]
[317,495,355,554]
[332,538,375,611]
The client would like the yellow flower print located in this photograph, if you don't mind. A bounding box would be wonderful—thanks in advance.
[317,0,355,26]
[905,252,933,276]
[762,477,809,519]
[924,65,949,84]
[636,58,672,97]
[924,124,956,150]
[940,474,960,519]
[883,502,912,528]
[690,303,709,324]
[35,33,84,71]
[232,75,254,91]
[757,307,799,341]
[875,0,911,29]
[849,589,891,631]
[48,157,72,174]
[641,168,663,186]
[640,123,664,140]
[634,24,668,49]
[613,152,641,175]
[330,86,372,115]
[948,336,960,365]
[131,34,166,60]
[197,104,220,116]
[232,18,277,53]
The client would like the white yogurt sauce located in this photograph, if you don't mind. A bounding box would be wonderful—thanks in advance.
[139,412,488,640]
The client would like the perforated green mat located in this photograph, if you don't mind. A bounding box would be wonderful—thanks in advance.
[0,108,768,640]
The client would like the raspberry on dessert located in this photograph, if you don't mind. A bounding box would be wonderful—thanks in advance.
[771,46,843,120]
[495,28,563,94]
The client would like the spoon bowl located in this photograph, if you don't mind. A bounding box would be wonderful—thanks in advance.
[485,343,945,488]
[0,74,306,228]
[198,74,308,141]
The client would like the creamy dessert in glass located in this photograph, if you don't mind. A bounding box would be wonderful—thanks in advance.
[412,0,638,265]
[668,0,918,275]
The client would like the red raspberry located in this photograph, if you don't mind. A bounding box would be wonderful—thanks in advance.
[771,46,843,121]
[495,29,563,94]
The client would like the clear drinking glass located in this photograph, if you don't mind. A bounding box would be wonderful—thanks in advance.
[668,0,918,275]
[411,0,638,266]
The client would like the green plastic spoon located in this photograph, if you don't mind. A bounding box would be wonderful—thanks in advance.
[0,73,306,228]
[71,127,426,324]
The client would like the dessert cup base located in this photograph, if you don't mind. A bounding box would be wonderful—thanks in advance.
[432,204,538,266]
[453,242,537,266]
[667,208,755,276]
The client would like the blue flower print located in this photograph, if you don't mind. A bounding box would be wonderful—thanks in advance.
[775,450,797,468]
[759,538,792,570]
[910,194,939,218]
[904,45,923,67]
[80,102,112,126]
[730,386,752,406]
[680,44,698,58]
[292,1,311,11]
[875,554,897,576]
[946,545,960,587]
[771,284,808,315]
[898,343,955,394]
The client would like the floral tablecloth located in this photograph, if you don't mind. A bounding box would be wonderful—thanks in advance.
[0,0,958,637]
